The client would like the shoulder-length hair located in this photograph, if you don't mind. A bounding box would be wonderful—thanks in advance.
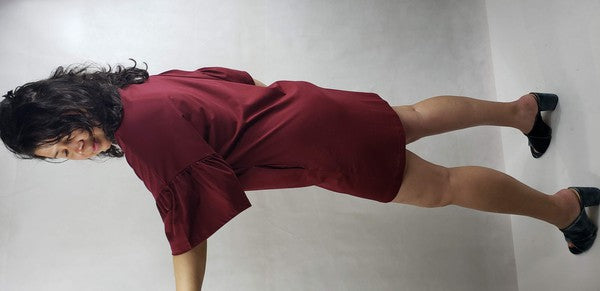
[0,59,149,160]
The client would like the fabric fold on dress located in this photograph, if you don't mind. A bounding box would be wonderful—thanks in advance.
[156,154,250,255]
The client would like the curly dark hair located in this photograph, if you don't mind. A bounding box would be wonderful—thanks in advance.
[0,59,149,160]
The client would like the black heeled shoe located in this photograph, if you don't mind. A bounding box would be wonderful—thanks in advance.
[525,92,558,158]
[560,187,600,255]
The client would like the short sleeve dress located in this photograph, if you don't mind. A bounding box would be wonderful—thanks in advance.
[114,67,405,255]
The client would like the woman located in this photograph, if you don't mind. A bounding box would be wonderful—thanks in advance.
[1,61,598,290]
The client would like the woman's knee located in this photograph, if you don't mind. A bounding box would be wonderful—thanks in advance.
[391,163,453,208]
[419,168,453,208]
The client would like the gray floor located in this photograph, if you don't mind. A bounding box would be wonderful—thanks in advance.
[487,1,600,290]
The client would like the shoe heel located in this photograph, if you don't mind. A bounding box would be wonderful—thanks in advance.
[530,92,559,111]
[569,187,600,207]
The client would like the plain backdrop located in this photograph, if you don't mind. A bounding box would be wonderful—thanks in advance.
[0,0,598,290]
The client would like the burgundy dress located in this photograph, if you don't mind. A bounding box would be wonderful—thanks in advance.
[114,67,405,255]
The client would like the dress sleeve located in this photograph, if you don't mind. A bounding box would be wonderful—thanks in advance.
[197,67,255,85]
[155,153,252,255]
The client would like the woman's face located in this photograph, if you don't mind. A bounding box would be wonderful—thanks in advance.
[34,127,113,160]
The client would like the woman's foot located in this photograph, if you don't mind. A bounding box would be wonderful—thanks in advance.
[516,92,558,158]
[553,189,582,230]
[554,188,600,253]
[516,93,540,134]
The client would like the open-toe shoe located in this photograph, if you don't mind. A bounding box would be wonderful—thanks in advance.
[525,92,558,158]
[560,187,600,255]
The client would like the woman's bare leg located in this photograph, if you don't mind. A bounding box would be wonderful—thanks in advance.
[390,93,581,239]
[392,151,580,230]
[392,94,539,144]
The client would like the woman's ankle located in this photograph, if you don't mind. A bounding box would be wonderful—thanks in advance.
[515,93,539,134]
[551,189,582,229]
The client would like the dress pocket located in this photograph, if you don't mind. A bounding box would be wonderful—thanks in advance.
[255,164,305,170]
[238,163,312,191]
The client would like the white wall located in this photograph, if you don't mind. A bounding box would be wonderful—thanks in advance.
[0,1,517,290]
[486,1,600,290]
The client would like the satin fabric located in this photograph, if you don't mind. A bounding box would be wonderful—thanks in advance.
[115,67,405,255]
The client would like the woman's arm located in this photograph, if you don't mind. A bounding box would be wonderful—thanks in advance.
[173,240,207,291]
